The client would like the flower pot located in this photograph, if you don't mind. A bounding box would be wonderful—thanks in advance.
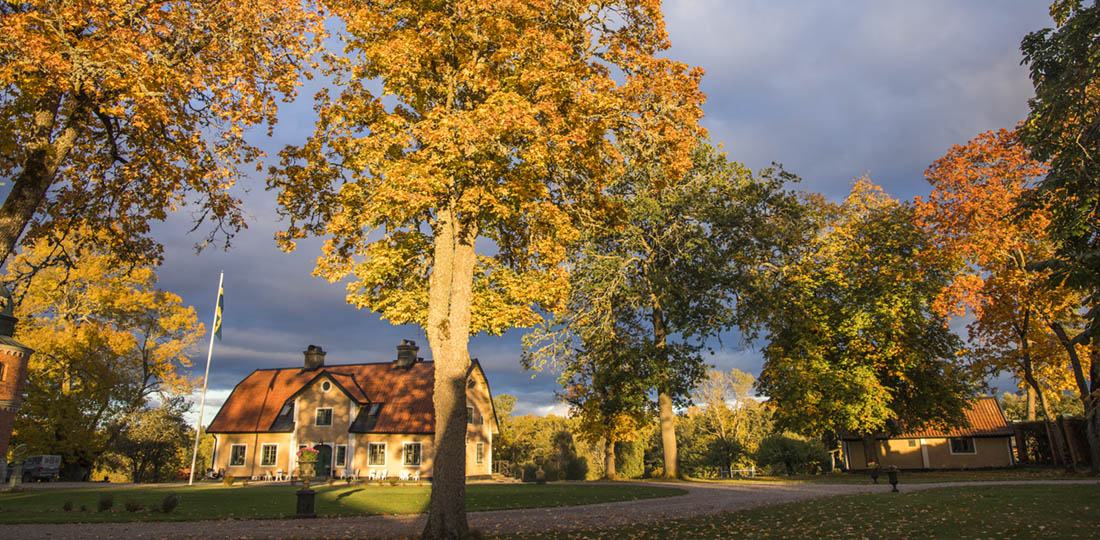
[887,470,899,492]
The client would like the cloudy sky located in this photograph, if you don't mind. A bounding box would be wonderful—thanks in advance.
[135,1,1053,424]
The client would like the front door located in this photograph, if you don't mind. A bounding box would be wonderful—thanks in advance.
[316,444,332,477]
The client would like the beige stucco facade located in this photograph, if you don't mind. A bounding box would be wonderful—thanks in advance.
[211,367,496,480]
[844,436,1015,470]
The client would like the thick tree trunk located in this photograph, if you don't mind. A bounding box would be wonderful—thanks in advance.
[1026,386,1037,421]
[604,439,616,479]
[1043,320,1098,471]
[422,207,477,540]
[652,305,678,478]
[0,93,85,268]
[1023,366,1072,471]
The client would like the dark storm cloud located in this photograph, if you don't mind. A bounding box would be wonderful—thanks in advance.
[135,1,1051,423]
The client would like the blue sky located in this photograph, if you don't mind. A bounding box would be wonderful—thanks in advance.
[130,1,1054,424]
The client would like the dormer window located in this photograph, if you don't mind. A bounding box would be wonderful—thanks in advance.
[279,403,293,416]
[368,402,382,416]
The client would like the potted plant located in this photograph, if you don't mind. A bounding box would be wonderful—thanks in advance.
[297,447,319,486]
[867,461,879,484]
[295,447,319,518]
[886,465,899,492]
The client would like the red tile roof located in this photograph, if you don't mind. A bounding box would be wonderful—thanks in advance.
[839,397,1014,440]
[207,362,436,434]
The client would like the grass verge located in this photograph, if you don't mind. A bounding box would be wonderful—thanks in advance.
[0,482,686,524]
[496,484,1099,539]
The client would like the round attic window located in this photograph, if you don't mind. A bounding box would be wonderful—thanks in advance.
[322,381,332,392]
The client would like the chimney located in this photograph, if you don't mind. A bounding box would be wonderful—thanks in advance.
[303,344,326,371]
[395,340,418,368]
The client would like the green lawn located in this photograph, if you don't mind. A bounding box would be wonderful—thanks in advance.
[497,484,1100,539]
[0,482,686,524]
[694,466,1083,485]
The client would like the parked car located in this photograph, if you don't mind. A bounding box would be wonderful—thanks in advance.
[18,455,61,482]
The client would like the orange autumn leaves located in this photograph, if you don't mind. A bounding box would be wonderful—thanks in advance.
[915,128,1082,395]
[272,0,704,335]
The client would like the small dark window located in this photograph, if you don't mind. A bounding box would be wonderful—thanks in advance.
[0,362,5,381]
[476,442,484,464]
[368,443,386,466]
[403,443,422,466]
[368,402,382,416]
[322,381,332,392]
[261,444,278,466]
[335,445,347,467]
[908,439,917,448]
[230,445,247,467]
[315,408,333,426]
[950,437,976,454]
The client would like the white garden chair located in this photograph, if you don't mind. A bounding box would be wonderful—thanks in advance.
[411,470,421,482]
[399,470,409,481]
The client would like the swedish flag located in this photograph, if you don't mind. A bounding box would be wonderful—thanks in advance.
[213,285,224,341]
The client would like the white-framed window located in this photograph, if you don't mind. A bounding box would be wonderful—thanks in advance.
[403,442,422,466]
[315,407,333,426]
[335,444,347,467]
[322,380,332,392]
[476,442,484,464]
[229,444,247,467]
[368,443,387,466]
[467,406,474,425]
[261,444,278,467]
[949,437,976,454]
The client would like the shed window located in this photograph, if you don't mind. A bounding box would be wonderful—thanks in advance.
[949,437,976,454]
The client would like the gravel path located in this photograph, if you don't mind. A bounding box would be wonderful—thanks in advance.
[1,480,1096,539]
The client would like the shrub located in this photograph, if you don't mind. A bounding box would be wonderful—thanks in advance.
[563,456,588,481]
[80,505,88,512]
[344,476,352,485]
[161,494,181,514]
[755,435,829,475]
[387,477,398,486]
[326,477,336,486]
[614,441,644,479]
[97,494,114,512]
[521,464,538,483]
[241,478,249,486]
[124,500,144,512]
[222,475,236,487]
[62,500,74,512]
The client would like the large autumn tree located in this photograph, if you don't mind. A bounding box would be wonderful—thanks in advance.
[6,233,202,480]
[1021,0,1100,470]
[915,128,1088,467]
[524,141,806,478]
[268,1,702,537]
[758,180,978,466]
[0,1,322,267]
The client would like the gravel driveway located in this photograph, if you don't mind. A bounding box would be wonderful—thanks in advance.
[1,480,1095,539]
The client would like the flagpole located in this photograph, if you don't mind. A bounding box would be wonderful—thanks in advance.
[189,270,224,486]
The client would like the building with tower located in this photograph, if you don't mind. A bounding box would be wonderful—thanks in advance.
[0,285,34,483]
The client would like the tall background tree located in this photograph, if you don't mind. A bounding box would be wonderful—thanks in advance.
[915,128,1086,465]
[268,2,702,536]
[758,180,978,466]
[1020,0,1100,470]
[0,1,322,268]
[6,232,202,479]
[524,141,806,478]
